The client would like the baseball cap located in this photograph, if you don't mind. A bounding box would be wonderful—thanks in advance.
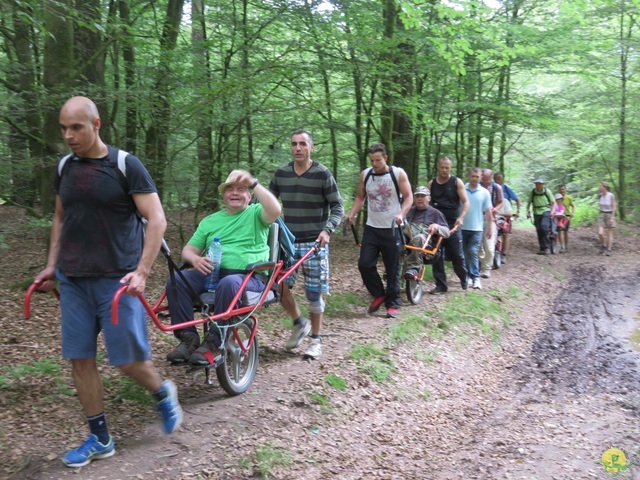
[414,186,430,196]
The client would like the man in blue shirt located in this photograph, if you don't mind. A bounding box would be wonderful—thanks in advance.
[462,168,492,289]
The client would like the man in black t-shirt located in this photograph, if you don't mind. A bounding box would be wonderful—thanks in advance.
[426,156,470,294]
[34,96,182,468]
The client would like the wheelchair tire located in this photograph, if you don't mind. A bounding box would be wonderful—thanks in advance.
[406,278,423,305]
[493,251,502,270]
[216,318,259,396]
[550,237,557,255]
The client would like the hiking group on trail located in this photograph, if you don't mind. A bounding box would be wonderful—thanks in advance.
[32,95,615,470]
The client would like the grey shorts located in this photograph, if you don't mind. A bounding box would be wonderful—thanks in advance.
[600,212,615,228]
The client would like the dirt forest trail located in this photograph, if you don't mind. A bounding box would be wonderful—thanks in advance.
[1,205,640,480]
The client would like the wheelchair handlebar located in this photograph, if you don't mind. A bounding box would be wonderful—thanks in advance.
[24,282,60,319]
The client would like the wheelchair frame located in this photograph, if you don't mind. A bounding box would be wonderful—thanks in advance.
[349,220,453,306]
[24,223,318,397]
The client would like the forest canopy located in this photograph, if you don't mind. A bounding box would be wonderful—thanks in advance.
[0,0,638,223]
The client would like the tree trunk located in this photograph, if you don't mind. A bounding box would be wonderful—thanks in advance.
[118,0,139,153]
[144,0,185,199]
[192,0,216,213]
[41,0,75,213]
[8,4,41,207]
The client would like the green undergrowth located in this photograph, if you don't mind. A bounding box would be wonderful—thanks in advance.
[0,357,63,390]
[255,441,293,479]
[349,342,395,383]
[389,287,522,346]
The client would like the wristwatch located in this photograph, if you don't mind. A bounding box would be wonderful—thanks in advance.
[249,178,259,189]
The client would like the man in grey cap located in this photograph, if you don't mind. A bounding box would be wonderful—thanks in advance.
[525,177,557,254]
[404,186,450,280]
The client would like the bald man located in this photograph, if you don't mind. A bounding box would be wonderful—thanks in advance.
[35,96,182,467]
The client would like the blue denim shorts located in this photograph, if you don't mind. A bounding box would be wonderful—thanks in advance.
[56,269,151,366]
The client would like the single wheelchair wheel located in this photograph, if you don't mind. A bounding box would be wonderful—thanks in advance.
[493,250,502,269]
[216,318,259,396]
[549,236,557,254]
[405,267,424,305]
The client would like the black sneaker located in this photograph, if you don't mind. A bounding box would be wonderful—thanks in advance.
[166,331,200,364]
[429,287,447,295]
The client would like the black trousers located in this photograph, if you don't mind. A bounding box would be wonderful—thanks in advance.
[358,225,401,309]
[534,211,551,251]
[432,228,467,290]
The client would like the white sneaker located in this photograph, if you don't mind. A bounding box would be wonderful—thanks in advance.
[304,337,322,359]
[472,278,482,290]
[285,319,311,350]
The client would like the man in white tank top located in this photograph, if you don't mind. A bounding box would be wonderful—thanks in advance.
[347,143,413,319]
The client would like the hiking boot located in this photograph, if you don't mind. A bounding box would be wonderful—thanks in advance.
[166,331,200,364]
[605,249,612,256]
[481,271,491,279]
[304,337,322,359]
[403,269,418,281]
[189,333,220,366]
[386,307,398,319]
[286,318,311,350]
[156,380,183,434]
[429,287,447,295]
[368,296,385,314]
[472,278,482,290]
[62,434,115,468]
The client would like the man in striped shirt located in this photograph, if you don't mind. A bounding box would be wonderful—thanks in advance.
[269,130,344,359]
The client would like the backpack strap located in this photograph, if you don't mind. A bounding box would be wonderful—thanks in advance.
[364,166,402,202]
[58,147,128,179]
[389,166,402,203]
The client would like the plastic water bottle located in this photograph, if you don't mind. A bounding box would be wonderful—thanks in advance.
[204,237,222,292]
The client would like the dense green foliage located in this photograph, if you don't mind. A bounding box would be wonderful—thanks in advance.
[0,0,638,225]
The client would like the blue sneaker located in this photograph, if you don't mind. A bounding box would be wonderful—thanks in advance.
[156,380,183,434]
[62,434,115,467]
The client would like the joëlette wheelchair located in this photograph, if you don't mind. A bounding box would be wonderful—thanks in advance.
[397,221,455,305]
[348,220,452,306]
[24,221,318,397]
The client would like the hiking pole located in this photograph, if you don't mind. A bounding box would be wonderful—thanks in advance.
[350,223,361,247]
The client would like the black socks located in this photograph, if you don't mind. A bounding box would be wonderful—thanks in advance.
[87,413,110,445]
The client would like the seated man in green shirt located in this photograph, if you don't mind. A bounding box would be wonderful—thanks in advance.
[165,169,281,365]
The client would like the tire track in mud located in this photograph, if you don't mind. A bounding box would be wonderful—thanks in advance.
[450,265,640,480]
[525,265,640,398]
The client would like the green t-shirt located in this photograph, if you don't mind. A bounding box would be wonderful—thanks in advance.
[188,203,270,270]
[562,193,575,215]
[530,187,554,214]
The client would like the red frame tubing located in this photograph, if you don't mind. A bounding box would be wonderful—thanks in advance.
[111,243,320,330]
[24,282,60,319]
